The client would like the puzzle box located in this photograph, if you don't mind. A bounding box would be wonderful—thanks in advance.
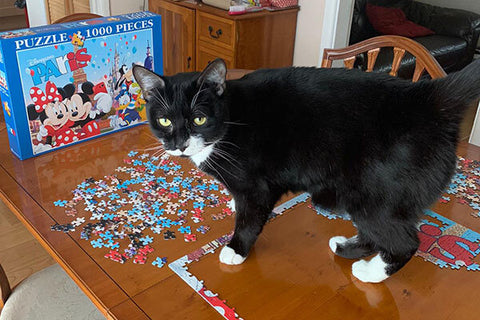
[0,11,163,160]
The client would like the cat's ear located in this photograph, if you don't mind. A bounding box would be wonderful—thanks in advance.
[198,58,226,96]
[132,66,165,100]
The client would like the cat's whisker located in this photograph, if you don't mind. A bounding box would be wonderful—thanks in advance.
[152,149,166,159]
[204,158,231,190]
[207,156,240,182]
[190,81,208,109]
[137,141,163,151]
[224,121,248,126]
[143,145,164,152]
[144,141,161,148]
[213,149,243,171]
[216,140,241,149]
[192,109,208,117]
[151,89,172,111]
[151,92,167,106]
[144,133,163,143]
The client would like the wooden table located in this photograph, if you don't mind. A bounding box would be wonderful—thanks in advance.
[2,108,480,319]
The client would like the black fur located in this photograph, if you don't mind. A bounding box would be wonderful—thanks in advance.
[133,59,480,280]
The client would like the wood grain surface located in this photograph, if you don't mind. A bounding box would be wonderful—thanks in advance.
[1,92,480,319]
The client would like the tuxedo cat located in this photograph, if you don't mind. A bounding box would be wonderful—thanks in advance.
[133,59,480,283]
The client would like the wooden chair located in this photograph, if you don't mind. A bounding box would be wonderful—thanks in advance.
[0,263,104,319]
[226,69,253,80]
[321,35,447,82]
[53,13,102,24]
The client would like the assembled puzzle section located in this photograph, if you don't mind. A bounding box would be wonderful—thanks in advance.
[0,11,162,160]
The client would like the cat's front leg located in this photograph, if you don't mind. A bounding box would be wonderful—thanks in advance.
[220,194,274,265]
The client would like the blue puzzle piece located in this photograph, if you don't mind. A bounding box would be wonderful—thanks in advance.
[91,239,104,248]
[140,235,153,245]
[54,200,67,207]
[178,226,191,234]
[152,256,167,268]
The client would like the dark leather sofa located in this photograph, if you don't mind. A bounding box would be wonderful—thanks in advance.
[350,0,480,78]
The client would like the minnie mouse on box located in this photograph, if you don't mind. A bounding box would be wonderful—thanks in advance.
[27,81,78,147]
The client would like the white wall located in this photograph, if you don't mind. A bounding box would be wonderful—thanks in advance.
[293,0,354,67]
[26,0,48,27]
[293,0,325,67]
[318,0,354,67]
[90,0,110,16]
[109,0,147,15]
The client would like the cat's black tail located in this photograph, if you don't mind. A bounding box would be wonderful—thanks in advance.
[432,59,480,117]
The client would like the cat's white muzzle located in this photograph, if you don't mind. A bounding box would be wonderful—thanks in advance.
[165,136,214,166]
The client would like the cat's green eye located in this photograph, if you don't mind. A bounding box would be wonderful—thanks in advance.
[194,117,207,126]
[158,118,171,127]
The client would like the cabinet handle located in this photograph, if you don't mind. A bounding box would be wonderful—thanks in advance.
[208,25,222,39]
[187,56,192,69]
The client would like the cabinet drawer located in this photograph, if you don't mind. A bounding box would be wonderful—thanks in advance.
[197,12,235,51]
[197,45,234,70]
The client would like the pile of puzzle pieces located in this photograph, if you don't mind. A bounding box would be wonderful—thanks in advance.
[50,151,233,268]
[441,156,480,217]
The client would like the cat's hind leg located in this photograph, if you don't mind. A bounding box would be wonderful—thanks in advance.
[311,188,336,211]
[350,217,419,283]
[311,188,351,220]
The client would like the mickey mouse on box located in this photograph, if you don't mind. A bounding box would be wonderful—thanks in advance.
[0,12,163,159]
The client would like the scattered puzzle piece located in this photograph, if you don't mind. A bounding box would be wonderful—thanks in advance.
[440,157,480,218]
[152,256,168,268]
[164,230,176,240]
[184,234,197,242]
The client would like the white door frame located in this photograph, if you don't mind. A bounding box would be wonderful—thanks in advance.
[469,101,480,146]
[26,0,48,27]
[90,0,111,16]
[317,0,355,67]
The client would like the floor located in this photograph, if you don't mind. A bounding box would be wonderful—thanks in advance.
[0,6,49,288]
[0,199,54,288]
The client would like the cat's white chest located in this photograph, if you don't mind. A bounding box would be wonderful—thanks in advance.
[190,144,215,166]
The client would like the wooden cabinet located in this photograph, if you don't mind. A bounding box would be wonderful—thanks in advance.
[45,0,91,23]
[0,0,27,32]
[154,0,196,74]
[150,0,299,75]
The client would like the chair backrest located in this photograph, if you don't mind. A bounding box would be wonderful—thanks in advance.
[0,263,12,309]
[226,69,253,80]
[53,13,102,24]
[321,35,446,82]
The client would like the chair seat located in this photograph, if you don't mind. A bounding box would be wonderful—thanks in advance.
[0,264,104,320]
[372,35,467,78]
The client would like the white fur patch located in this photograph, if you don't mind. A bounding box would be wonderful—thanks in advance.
[329,236,348,253]
[189,140,215,166]
[227,198,236,212]
[352,254,389,283]
[219,246,246,265]
[166,149,182,156]
[165,136,215,163]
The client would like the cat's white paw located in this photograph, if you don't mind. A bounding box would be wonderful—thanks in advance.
[227,199,236,211]
[329,236,348,253]
[352,254,389,283]
[219,246,246,265]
